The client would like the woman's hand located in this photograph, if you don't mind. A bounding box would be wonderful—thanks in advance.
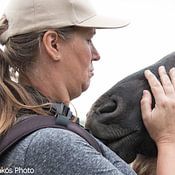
[141,66,175,175]
[141,66,175,145]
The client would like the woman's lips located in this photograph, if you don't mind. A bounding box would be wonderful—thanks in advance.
[90,69,94,77]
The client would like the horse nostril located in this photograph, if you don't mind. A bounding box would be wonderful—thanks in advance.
[99,100,117,113]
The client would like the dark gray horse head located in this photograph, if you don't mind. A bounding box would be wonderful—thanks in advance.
[85,52,175,163]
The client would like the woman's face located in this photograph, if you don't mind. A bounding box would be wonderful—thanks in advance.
[60,27,100,99]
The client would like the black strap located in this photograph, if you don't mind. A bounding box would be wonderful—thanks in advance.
[0,115,102,156]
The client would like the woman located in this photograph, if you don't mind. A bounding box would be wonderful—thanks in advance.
[0,0,136,174]
[0,0,174,175]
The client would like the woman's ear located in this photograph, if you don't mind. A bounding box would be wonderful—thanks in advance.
[42,30,61,61]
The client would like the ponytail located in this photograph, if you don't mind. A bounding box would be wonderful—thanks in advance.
[0,16,14,134]
[0,48,50,134]
[0,16,49,135]
[0,48,14,134]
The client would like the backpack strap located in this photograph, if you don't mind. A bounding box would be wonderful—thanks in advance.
[0,115,102,156]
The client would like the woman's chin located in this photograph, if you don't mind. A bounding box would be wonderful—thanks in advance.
[82,80,91,92]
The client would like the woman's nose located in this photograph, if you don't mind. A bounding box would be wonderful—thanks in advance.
[91,44,100,61]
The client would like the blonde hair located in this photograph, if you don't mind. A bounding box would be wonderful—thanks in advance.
[0,16,75,134]
[132,154,157,175]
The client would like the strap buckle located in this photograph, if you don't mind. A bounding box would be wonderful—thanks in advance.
[50,102,73,126]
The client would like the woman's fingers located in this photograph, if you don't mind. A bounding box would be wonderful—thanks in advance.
[169,67,175,89]
[140,90,152,125]
[144,69,165,104]
[159,66,175,96]
[142,66,175,144]
[144,66,175,104]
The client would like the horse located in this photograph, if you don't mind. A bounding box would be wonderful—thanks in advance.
[85,52,175,163]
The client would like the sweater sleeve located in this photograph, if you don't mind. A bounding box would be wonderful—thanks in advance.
[24,128,136,175]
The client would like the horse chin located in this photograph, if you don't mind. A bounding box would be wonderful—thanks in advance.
[107,130,141,163]
[87,112,142,163]
[86,100,143,163]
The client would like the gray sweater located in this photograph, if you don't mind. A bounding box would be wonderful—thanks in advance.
[0,128,136,175]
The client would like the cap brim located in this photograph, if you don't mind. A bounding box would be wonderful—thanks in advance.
[76,15,129,29]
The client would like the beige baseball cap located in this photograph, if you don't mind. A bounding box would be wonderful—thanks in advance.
[0,0,129,43]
